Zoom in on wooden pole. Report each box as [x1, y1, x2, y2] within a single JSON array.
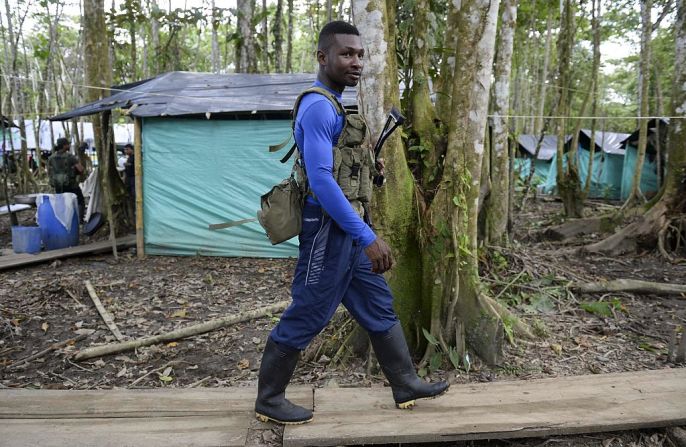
[[74, 300, 290, 361], [85, 280, 125, 341], [134, 117, 144, 258]]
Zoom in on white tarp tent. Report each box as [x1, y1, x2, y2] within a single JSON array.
[[1, 120, 133, 152]]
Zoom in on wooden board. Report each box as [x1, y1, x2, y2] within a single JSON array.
[[284, 368, 686, 447], [1, 415, 249, 447], [0, 235, 136, 271], [0, 387, 313, 447]]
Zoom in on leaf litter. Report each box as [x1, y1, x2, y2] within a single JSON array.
[[1, 199, 685, 446]]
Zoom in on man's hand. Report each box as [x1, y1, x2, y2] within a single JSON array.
[[364, 237, 394, 274], [373, 158, 385, 187]]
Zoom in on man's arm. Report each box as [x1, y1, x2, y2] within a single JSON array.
[[300, 100, 376, 246], [300, 100, 393, 273]]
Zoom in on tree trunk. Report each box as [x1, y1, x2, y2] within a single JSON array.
[[433, 0, 504, 365], [129, 1, 138, 81], [408, 0, 440, 189], [273, 0, 284, 72], [555, 0, 582, 218], [485, 0, 517, 245], [150, 0, 160, 75], [623, 0, 652, 208], [353, 0, 422, 341], [354, 0, 515, 364], [286, 0, 293, 72], [211, 0, 220, 72], [261, 0, 269, 72], [585, 0, 686, 258], [583, 0, 601, 198], [236, 0, 257, 73], [534, 9, 553, 138], [83, 0, 127, 240]]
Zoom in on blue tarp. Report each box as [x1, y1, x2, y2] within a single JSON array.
[[514, 158, 551, 185], [621, 145, 659, 200], [543, 147, 609, 198], [142, 117, 298, 258], [600, 153, 624, 200]]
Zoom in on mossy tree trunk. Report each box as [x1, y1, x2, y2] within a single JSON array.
[[485, 0, 517, 245], [356, 0, 512, 365], [353, 0, 423, 340], [585, 0, 686, 258], [555, 0, 583, 218]]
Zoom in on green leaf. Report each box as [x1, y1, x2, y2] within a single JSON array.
[[418, 367, 427, 378], [422, 328, 439, 346], [448, 347, 461, 370], [581, 301, 614, 318], [429, 352, 443, 371]]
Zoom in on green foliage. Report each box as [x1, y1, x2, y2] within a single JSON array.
[[531, 318, 549, 338], [580, 297, 624, 318], [421, 328, 470, 374]]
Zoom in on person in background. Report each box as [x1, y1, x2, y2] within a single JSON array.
[[48, 137, 85, 223], [123, 143, 135, 211]]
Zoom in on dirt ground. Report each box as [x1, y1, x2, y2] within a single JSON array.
[[1, 199, 685, 447]]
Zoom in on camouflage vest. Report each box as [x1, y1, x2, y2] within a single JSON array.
[[271, 87, 376, 218], [49, 152, 76, 189]]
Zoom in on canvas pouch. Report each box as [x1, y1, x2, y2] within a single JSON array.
[[257, 174, 303, 245]]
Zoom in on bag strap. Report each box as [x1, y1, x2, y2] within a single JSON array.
[[274, 86, 346, 164]]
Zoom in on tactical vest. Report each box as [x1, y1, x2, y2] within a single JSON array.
[[271, 87, 377, 218], [49, 152, 76, 189]]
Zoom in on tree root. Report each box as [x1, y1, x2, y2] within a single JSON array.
[[584, 202, 668, 256], [482, 294, 534, 340]]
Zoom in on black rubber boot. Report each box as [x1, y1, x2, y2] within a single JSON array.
[[254, 337, 313, 425], [369, 323, 450, 409]]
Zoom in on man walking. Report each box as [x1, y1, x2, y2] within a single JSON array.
[[254, 21, 449, 425], [48, 137, 85, 222]]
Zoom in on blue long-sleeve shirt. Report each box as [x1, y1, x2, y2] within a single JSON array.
[[294, 81, 376, 247]]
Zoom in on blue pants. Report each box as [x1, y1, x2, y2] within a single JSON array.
[[271, 203, 399, 350]]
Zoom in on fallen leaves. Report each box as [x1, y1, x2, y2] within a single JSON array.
[[158, 366, 174, 383], [237, 359, 250, 370]]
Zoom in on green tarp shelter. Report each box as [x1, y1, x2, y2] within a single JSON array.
[[620, 145, 660, 200], [542, 130, 630, 200], [51, 72, 359, 258], [514, 134, 558, 186], [619, 119, 668, 200]]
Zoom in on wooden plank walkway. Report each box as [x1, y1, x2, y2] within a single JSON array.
[[0, 387, 313, 447], [0, 369, 683, 447], [284, 368, 686, 446], [0, 235, 136, 271]]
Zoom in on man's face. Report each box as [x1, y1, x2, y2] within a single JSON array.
[[319, 34, 364, 90]]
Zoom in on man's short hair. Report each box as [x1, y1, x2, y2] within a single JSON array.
[[55, 137, 69, 149], [124, 143, 133, 150], [318, 21, 360, 51]]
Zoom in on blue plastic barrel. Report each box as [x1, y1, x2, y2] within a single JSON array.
[[11, 226, 42, 254], [37, 195, 79, 250]]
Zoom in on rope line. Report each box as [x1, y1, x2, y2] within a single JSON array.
[[2, 74, 684, 120]]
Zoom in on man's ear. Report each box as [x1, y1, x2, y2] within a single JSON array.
[[316, 49, 327, 67]]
